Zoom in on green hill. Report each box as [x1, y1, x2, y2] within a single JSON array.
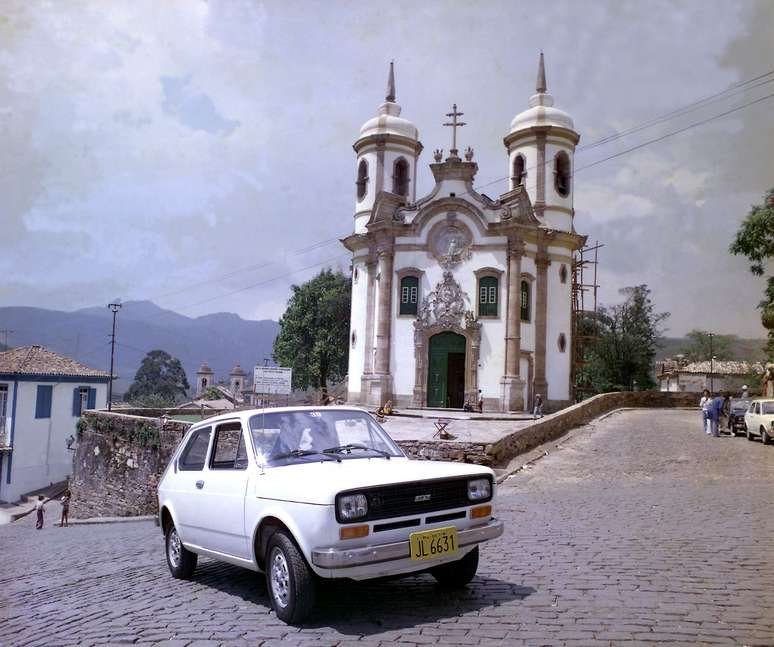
[[657, 337, 767, 362]]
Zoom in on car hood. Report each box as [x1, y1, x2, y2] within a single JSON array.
[[252, 457, 493, 505]]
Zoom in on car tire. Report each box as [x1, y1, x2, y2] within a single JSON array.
[[747, 426, 754, 441], [265, 531, 316, 624], [431, 545, 479, 588], [165, 522, 197, 579], [762, 427, 770, 445]]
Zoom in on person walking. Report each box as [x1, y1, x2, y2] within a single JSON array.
[[60, 489, 71, 528], [533, 393, 544, 419], [708, 393, 726, 438], [699, 389, 711, 434], [477, 390, 484, 414], [34, 495, 46, 530]]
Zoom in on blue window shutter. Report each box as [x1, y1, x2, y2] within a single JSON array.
[[35, 385, 52, 419], [72, 388, 81, 417], [87, 388, 96, 410]]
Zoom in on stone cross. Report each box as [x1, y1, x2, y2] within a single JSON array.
[[443, 104, 466, 159]]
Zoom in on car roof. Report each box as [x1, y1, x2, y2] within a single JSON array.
[[188, 405, 371, 430]]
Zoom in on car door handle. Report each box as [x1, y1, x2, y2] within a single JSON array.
[[195, 480, 204, 490]]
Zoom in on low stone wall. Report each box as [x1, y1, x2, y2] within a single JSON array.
[[69, 411, 189, 519], [70, 391, 699, 517]]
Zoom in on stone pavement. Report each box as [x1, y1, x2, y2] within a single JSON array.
[[1, 408, 773, 647]]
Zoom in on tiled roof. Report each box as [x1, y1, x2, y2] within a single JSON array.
[[0, 346, 111, 378], [679, 360, 764, 375]]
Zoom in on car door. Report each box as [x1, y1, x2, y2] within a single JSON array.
[[749, 402, 760, 434], [194, 420, 251, 559], [173, 425, 214, 548]]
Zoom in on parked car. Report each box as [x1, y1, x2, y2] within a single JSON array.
[[744, 399, 774, 444], [157, 407, 504, 623], [727, 398, 752, 435]]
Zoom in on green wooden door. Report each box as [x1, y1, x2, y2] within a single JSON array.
[[427, 332, 466, 407]]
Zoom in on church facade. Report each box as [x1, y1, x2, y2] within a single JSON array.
[[343, 56, 586, 412]]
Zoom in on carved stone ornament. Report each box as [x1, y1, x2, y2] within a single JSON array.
[[430, 221, 472, 269], [415, 271, 469, 329]]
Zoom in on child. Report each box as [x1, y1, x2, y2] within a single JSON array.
[[60, 489, 71, 527], [533, 393, 544, 419], [35, 495, 46, 530]]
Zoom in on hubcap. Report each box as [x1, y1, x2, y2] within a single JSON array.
[[168, 528, 182, 568], [270, 547, 290, 608]]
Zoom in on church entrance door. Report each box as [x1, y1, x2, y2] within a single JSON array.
[[427, 332, 466, 408]]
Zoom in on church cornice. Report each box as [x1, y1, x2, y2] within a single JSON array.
[[353, 133, 424, 156], [504, 124, 580, 150]]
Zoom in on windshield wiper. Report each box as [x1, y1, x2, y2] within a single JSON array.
[[271, 449, 340, 462], [323, 444, 391, 459]]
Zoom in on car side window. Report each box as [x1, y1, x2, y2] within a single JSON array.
[[179, 427, 212, 471], [210, 422, 248, 470]]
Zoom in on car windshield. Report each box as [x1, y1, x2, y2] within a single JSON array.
[[730, 399, 751, 411], [762, 402, 774, 415], [248, 409, 403, 466]]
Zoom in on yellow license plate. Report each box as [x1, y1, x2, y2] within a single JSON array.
[[409, 526, 459, 561]]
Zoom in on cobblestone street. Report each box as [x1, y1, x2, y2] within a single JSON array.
[[1, 408, 773, 647]]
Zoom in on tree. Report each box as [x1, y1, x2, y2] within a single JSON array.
[[273, 269, 351, 401], [680, 329, 734, 362], [583, 285, 669, 393], [730, 187, 774, 360], [125, 349, 190, 406]]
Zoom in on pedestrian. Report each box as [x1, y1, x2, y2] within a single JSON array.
[[741, 384, 749, 398], [34, 495, 46, 530], [707, 393, 726, 438], [60, 489, 71, 528], [533, 393, 544, 419], [477, 390, 484, 414], [699, 388, 711, 434]]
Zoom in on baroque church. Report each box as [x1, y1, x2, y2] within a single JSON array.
[[343, 55, 586, 412]]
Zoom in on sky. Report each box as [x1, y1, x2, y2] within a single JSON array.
[[1, 0, 772, 338]]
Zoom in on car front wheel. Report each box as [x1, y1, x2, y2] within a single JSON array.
[[165, 522, 197, 579], [747, 426, 754, 441], [265, 531, 316, 624], [431, 545, 479, 588], [762, 427, 770, 445]]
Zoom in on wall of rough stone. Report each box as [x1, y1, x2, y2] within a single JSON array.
[[71, 391, 699, 517], [69, 411, 189, 519]]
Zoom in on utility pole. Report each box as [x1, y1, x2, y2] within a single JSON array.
[[708, 332, 715, 393], [107, 302, 122, 411]]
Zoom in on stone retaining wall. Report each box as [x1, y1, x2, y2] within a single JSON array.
[[70, 391, 699, 517]]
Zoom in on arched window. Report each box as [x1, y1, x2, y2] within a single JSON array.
[[559, 264, 568, 284], [351, 330, 357, 348], [554, 151, 570, 197], [478, 276, 498, 317], [356, 159, 368, 201], [520, 280, 531, 321], [558, 333, 567, 353], [512, 154, 525, 187], [399, 275, 419, 315], [201, 377, 208, 390], [393, 158, 409, 197]]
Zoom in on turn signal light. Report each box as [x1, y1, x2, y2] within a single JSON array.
[[339, 525, 369, 540], [470, 505, 492, 519]]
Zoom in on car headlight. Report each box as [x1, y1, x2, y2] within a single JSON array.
[[468, 477, 491, 501], [337, 493, 368, 521]]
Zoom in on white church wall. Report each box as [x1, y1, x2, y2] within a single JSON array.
[[520, 255, 537, 354], [347, 258, 369, 397], [354, 150, 379, 233], [545, 254, 572, 402]]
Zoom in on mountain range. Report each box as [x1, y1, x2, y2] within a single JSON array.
[[0, 301, 279, 397]]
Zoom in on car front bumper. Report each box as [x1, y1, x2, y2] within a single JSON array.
[[310, 518, 504, 569]]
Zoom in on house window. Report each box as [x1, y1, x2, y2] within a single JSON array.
[[0, 385, 7, 439], [554, 151, 570, 197], [35, 385, 53, 419], [356, 159, 368, 201], [478, 276, 498, 317], [393, 158, 409, 197], [512, 154, 525, 186], [72, 386, 96, 416], [399, 276, 419, 315], [520, 280, 531, 321]]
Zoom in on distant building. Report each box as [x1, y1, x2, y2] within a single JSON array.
[[0, 346, 110, 503], [657, 358, 764, 393]]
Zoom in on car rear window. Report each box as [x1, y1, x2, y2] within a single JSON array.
[[762, 402, 774, 415]]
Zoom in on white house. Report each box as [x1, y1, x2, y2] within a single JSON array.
[[0, 346, 110, 503], [343, 56, 586, 412]]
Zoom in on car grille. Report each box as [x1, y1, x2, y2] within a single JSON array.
[[337, 476, 491, 523]]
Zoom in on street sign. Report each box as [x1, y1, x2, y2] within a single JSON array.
[[253, 366, 293, 395]]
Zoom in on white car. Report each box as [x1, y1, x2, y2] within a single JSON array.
[[744, 398, 774, 445], [157, 406, 504, 623]]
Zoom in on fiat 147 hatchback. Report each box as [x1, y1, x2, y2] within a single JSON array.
[[157, 406, 504, 623]]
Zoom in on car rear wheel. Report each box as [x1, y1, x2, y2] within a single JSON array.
[[265, 531, 316, 624], [762, 427, 770, 445], [165, 522, 197, 579], [431, 545, 479, 588]]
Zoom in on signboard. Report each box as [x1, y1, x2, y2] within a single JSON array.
[[253, 366, 293, 395]]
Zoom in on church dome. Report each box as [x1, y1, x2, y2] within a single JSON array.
[[229, 362, 245, 376], [356, 62, 419, 144], [509, 53, 576, 134], [197, 362, 214, 375]]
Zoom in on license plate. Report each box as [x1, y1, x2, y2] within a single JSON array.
[[409, 526, 459, 561]]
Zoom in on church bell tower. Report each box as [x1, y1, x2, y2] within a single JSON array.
[[504, 53, 580, 232]]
